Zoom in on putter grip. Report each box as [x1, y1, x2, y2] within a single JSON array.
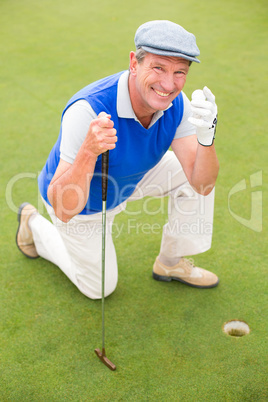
[[102, 151, 109, 201]]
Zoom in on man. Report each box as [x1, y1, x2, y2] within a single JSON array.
[[16, 20, 220, 299]]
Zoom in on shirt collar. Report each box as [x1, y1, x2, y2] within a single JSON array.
[[117, 70, 172, 128]]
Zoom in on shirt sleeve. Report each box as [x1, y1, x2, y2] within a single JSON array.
[[173, 91, 196, 139], [60, 100, 97, 164]]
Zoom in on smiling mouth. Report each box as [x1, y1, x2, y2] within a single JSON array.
[[153, 89, 172, 97]]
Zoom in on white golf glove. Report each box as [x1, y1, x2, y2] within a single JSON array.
[[188, 86, 218, 146]]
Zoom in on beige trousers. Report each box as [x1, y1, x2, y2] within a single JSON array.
[[31, 151, 215, 299]]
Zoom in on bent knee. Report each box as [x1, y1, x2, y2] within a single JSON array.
[[76, 277, 118, 300]]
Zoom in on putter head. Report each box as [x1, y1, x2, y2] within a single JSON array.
[[94, 348, 116, 371]]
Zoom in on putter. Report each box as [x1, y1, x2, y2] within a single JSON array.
[[94, 150, 116, 371]]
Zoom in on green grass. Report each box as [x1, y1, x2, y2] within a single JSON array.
[[1, 0, 267, 400]]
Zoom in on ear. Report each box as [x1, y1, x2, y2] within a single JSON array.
[[129, 51, 138, 76]]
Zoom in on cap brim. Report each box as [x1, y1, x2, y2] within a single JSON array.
[[141, 46, 200, 63]]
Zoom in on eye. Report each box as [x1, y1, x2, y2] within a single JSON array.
[[154, 66, 163, 72], [176, 69, 188, 76]]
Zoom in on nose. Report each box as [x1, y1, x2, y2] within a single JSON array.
[[160, 73, 175, 92]]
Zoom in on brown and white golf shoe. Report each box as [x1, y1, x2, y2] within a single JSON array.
[[153, 257, 219, 288], [16, 203, 39, 259]]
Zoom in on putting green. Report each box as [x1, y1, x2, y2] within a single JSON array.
[[1, 0, 267, 400]]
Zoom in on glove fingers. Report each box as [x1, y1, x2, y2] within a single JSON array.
[[191, 89, 206, 101], [191, 99, 214, 110], [188, 117, 212, 128], [191, 106, 213, 118], [203, 86, 215, 103]]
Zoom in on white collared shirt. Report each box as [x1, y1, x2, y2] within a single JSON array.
[[60, 71, 195, 164]]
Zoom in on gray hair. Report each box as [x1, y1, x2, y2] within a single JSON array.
[[135, 48, 148, 63]]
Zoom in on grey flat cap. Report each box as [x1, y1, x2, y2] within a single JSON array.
[[134, 20, 200, 63]]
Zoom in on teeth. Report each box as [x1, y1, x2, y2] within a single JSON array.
[[154, 89, 170, 97]]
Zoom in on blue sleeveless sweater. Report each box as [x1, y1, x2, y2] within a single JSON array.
[[38, 71, 184, 214]]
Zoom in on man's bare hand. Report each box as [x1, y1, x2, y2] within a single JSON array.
[[86, 112, 117, 156]]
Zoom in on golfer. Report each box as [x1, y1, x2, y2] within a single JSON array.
[[16, 20, 220, 299]]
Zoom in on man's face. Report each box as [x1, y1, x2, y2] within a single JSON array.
[[129, 52, 190, 118]]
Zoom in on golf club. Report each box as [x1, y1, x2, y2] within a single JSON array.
[[94, 150, 116, 371]]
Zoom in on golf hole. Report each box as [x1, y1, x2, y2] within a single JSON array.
[[223, 320, 250, 337]]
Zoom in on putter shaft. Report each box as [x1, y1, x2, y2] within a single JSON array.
[[95, 151, 116, 371], [101, 199, 106, 351]]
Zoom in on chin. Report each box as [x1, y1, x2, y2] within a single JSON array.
[[151, 101, 170, 111]]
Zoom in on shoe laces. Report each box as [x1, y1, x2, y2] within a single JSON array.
[[183, 257, 195, 268], [183, 258, 203, 278]]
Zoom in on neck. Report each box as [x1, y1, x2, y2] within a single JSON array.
[[138, 115, 153, 129]]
